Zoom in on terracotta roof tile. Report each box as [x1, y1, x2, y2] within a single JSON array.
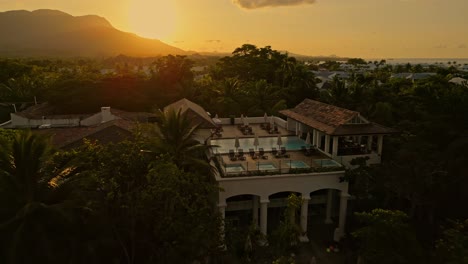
[[164, 98, 216, 128], [280, 99, 396, 135], [35, 119, 136, 148]]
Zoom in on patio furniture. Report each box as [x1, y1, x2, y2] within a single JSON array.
[[229, 149, 237, 161], [249, 148, 258, 159], [271, 147, 278, 155], [238, 149, 246, 160], [280, 147, 287, 155], [259, 148, 268, 159]]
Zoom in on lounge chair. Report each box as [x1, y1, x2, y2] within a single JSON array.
[[229, 149, 237, 161], [249, 148, 258, 159], [309, 146, 317, 154], [238, 149, 246, 160], [280, 147, 287, 155], [303, 146, 312, 156], [271, 147, 278, 155], [259, 148, 268, 159]]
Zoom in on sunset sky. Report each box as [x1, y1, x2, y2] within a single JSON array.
[[1, 0, 468, 58]]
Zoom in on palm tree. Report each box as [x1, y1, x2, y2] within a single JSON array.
[[0, 131, 80, 263], [150, 109, 212, 172], [213, 77, 243, 115]]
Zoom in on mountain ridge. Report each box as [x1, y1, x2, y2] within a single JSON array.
[[0, 9, 187, 57]]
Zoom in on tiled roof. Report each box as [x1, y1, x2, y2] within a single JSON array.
[[15, 103, 157, 123], [280, 99, 396, 135], [164, 98, 216, 128], [14, 102, 91, 119], [280, 99, 358, 134], [35, 119, 136, 148], [110, 109, 157, 122]]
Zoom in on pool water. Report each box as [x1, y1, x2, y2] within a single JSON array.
[[212, 136, 307, 154], [314, 159, 342, 167], [288, 160, 310, 169], [256, 162, 277, 170], [225, 163, 245, 173]]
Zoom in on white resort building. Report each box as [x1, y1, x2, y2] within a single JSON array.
[[2, 98, 395, 243], [164, 98, 396, 243]]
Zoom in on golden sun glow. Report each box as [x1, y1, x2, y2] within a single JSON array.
[[128, 0, 176, 40]]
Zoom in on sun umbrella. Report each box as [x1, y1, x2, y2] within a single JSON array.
[[305, 132, 311, 145], [277, 135, 283, 148], [263, 112, 268, 123], [241, 114, 244, 125], [270, 115, 274, 126], [253, 134, 259, 150], [244, 116, 249, 126], [234, 136, 240, 151]]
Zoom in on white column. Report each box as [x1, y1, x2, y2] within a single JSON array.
[[252, 196, 259, 227], [333, 192, 349, 241], [332, 136, 339, 156], [260, 199, 269, 236], [316, 131, 321, 149], [325, 189, 333, 224], [312, 130, 317, 146], [325, 134, 330, 154], [377, 135, 384, 155], [299, 194, 310, 242], [218, 202, 227, 246], [367, 135, 373, 152]]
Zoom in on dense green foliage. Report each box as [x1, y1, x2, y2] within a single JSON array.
[[1, 45, 468, 262], [0, 129, 221, 263], [352, 209, 422, 264]]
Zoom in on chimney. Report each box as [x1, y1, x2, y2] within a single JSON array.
[[101, 107, 112, 123]]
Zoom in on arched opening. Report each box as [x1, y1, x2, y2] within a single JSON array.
[[225, 194, 260, 229], [267, 191, 302, 233], [308, 188, 341, 243]]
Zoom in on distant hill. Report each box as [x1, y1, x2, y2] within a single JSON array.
[[0, 9, 187, 57]]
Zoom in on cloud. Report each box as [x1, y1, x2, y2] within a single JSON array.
[[458, 44, 466, 49], [233, 0, 316, 9], [206, 40, 221, 43]]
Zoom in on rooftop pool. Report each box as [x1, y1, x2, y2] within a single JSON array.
[[287, 160, 310, 169], [211, 136, 307, 154], [225, 163, 245, 173], [314, 159, 342, 167]]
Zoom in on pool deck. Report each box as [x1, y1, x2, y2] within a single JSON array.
[[217, 149, 337, 176], [211, 123, 344, 176], [212, 124, 294, 139]]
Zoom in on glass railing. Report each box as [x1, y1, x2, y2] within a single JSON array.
[[215, 155, 345, 178]]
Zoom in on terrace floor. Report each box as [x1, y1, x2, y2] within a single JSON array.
[[212, 123, 294, 139], [216, 149, 341, 177]]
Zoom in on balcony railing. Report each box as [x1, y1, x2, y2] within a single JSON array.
[[214, 154, 344, 178]]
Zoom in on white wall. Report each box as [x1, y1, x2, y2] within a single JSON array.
[[10, 114, 80, 127], [216, 170, 347, 203]]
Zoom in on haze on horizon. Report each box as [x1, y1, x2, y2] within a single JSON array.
[[1, 0, 467, 59]]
